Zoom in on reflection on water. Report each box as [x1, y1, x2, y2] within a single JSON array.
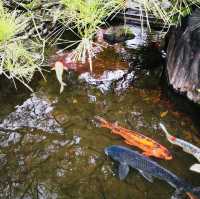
[[79, 70, 135, 93], [0, 26, 199, 199], [125, 25, 165, 49]]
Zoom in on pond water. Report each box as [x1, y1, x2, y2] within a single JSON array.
[[0, 25, 200, 199]]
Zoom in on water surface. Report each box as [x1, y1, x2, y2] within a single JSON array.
[[0, 25, 199, 199]]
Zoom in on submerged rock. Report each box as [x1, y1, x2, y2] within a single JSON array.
[[0, 131, 21, 147], [166, 7, 200, 102], [0, 94, 63, 133], [103, 25, 135, 44], [50, 44, 134, 93], [79, 70, 135, 93]]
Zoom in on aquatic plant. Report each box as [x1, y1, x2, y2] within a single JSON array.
[[56, 0, 199, 69], [1, 0, 199, 92], [44, 0, 199, 93], [58, 0, 126, 71], [1, 41, 43, 90], [0, 1, 44, 91]]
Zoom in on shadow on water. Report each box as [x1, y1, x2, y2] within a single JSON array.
[[161, 74, 200, 130], [0, 25, 200, 199]]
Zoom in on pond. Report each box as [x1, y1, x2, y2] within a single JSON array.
[[0, 25, 199, 199]]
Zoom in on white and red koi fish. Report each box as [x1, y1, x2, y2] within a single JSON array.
[[159, 123, 200, 173], [52, 61, 66, 93]]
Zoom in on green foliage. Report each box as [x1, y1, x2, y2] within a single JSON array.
[[0, 0, 199, 92], [2, 42, 38, 79], [61, 0, 125, 38], [0, 41, 43, 91], [0, 11, 16, 42], [59, 0, 126, 71], [0, 1, 29, 43], [58, 0, 199, 69], [167, 0, 198, 24], [0, 1, 44, 91], [127, 0, 199, 26]]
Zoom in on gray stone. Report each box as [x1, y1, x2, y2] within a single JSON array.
[[166, 7, 200, 102]]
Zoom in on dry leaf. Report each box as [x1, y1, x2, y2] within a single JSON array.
[[160, 111, 168, 118]]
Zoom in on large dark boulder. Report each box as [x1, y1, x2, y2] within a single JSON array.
[[166, 7, 200, 102]]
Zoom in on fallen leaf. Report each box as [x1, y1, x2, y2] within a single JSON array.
[[160, 111, 168, 118]]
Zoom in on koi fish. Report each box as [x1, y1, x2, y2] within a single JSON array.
[[105, 145, 200, 199], [95, 116, 172, 160], [52, 61, 66, 93], [159, 123, 200, 173]]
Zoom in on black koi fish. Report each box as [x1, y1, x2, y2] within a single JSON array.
[[105, 145, 200, 199]]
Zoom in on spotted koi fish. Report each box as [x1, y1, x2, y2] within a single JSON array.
[[95, 116, 172, 160], [159, 123, 200, 173]]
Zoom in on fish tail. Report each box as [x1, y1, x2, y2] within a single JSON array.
[[190, 164, 200, 173], [188, 186, 200, 199], [173, 187, 200, 199], [95, 116, 112, 129], [172, 188, 186, 199], [159, 123, 172, 138], [59, 82, 66, 94], [54, 61, 67, 94]]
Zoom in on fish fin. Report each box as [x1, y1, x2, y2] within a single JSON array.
[[54, 61, 66, 93], [142, 151, 153, 157], [190, 164, 200, 173], [138, 170, 154, 183], [59, 82, 66, 94], [118, 162, 129, 180], [171, 188, 185, 199], [159, 123, 176, 143], [114, 122, 119, 126]]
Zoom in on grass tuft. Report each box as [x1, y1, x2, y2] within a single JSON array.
[[0, 1, 45, 91]]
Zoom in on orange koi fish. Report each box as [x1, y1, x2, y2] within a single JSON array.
[[95, 116, 172, 160]]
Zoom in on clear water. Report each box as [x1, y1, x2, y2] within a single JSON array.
[[0, 25, 199, 199]]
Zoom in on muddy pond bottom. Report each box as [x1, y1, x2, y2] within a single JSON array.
[[0, 25, 200, 199]]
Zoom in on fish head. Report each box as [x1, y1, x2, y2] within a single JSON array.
[[104, 145, 128, 163], [105, 146, 119, 159], [153, 147, 173, 160], [168, 135, 176, 142]]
